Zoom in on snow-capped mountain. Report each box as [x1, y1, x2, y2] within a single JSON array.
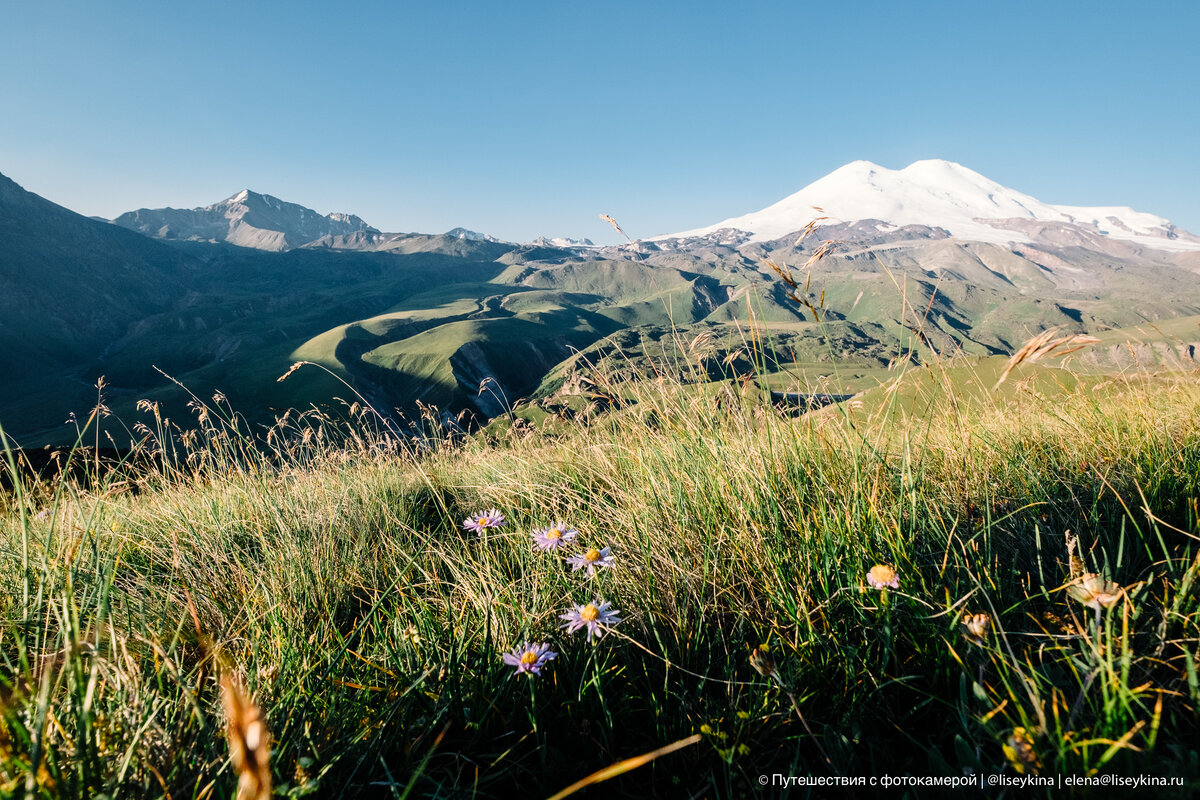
[[445, 227, 507, 243], [529, 235, 596, 248], [654, 159, 1200, 252], [112, 189, 377, 251]]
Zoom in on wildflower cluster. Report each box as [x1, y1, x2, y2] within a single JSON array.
[[961, 612, 991, 647], [464, 508, 625, 678], [1065, 573, 1122, 610], [749, 643, 778, 681], [544, 520, 621, 642], [1064, 531, 1124, 610]]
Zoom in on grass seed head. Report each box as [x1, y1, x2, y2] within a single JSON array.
[[749, 644, 777, 679], [994, 329, 1100, 390], [599, 213, 626, 237], [220, 674, 271, 800], [1066, 573, 1122, 611], [961, 612, 992, 647]]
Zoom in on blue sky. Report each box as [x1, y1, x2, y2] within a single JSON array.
[[2, 1, 1197, 244]]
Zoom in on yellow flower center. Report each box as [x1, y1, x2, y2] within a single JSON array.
[[584, 548, 602, 562], [547, 528, 562, 540], [480, 517, 492, 526], [580, 603, 599, 622], [520, 650, 539, 666], [869, 564, 896, 584]]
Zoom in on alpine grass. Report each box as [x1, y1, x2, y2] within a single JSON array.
[[2, 327, 1199, 798]]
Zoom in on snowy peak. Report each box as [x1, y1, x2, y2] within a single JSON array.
[[112, 190, 377, 251], [656, 159, 1200, 252], [444, 227, 505, 243], [528, 235, 596, 248]]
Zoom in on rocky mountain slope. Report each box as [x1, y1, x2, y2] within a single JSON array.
[[111, 189, 377, 251]]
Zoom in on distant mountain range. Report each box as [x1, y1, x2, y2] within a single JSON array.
[[3, 161, 1199, 446], [102, 160, 1200, 256]]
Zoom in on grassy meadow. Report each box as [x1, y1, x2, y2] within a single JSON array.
[[2, 326, 1200, 798]]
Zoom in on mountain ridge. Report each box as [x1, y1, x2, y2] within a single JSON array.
[[111, 189, 378, 252]]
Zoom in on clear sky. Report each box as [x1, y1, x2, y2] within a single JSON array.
[[2, 0, 1197, 245]]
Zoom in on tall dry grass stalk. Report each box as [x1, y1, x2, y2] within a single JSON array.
[[993, 328, 1101, 389], [764, 209, 838, 321], [545, 733, 702, 800], [220, 673, 271, 800]]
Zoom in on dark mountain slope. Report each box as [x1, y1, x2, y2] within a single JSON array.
[[0, 172, 198, 364]]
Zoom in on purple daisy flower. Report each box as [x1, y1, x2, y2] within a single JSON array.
[[532, 521, 579, 551], [560, 599, 622, 641], [566, 546, 614, 576], [501, 641, 557, 676], [463, 509, 506, 534]]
